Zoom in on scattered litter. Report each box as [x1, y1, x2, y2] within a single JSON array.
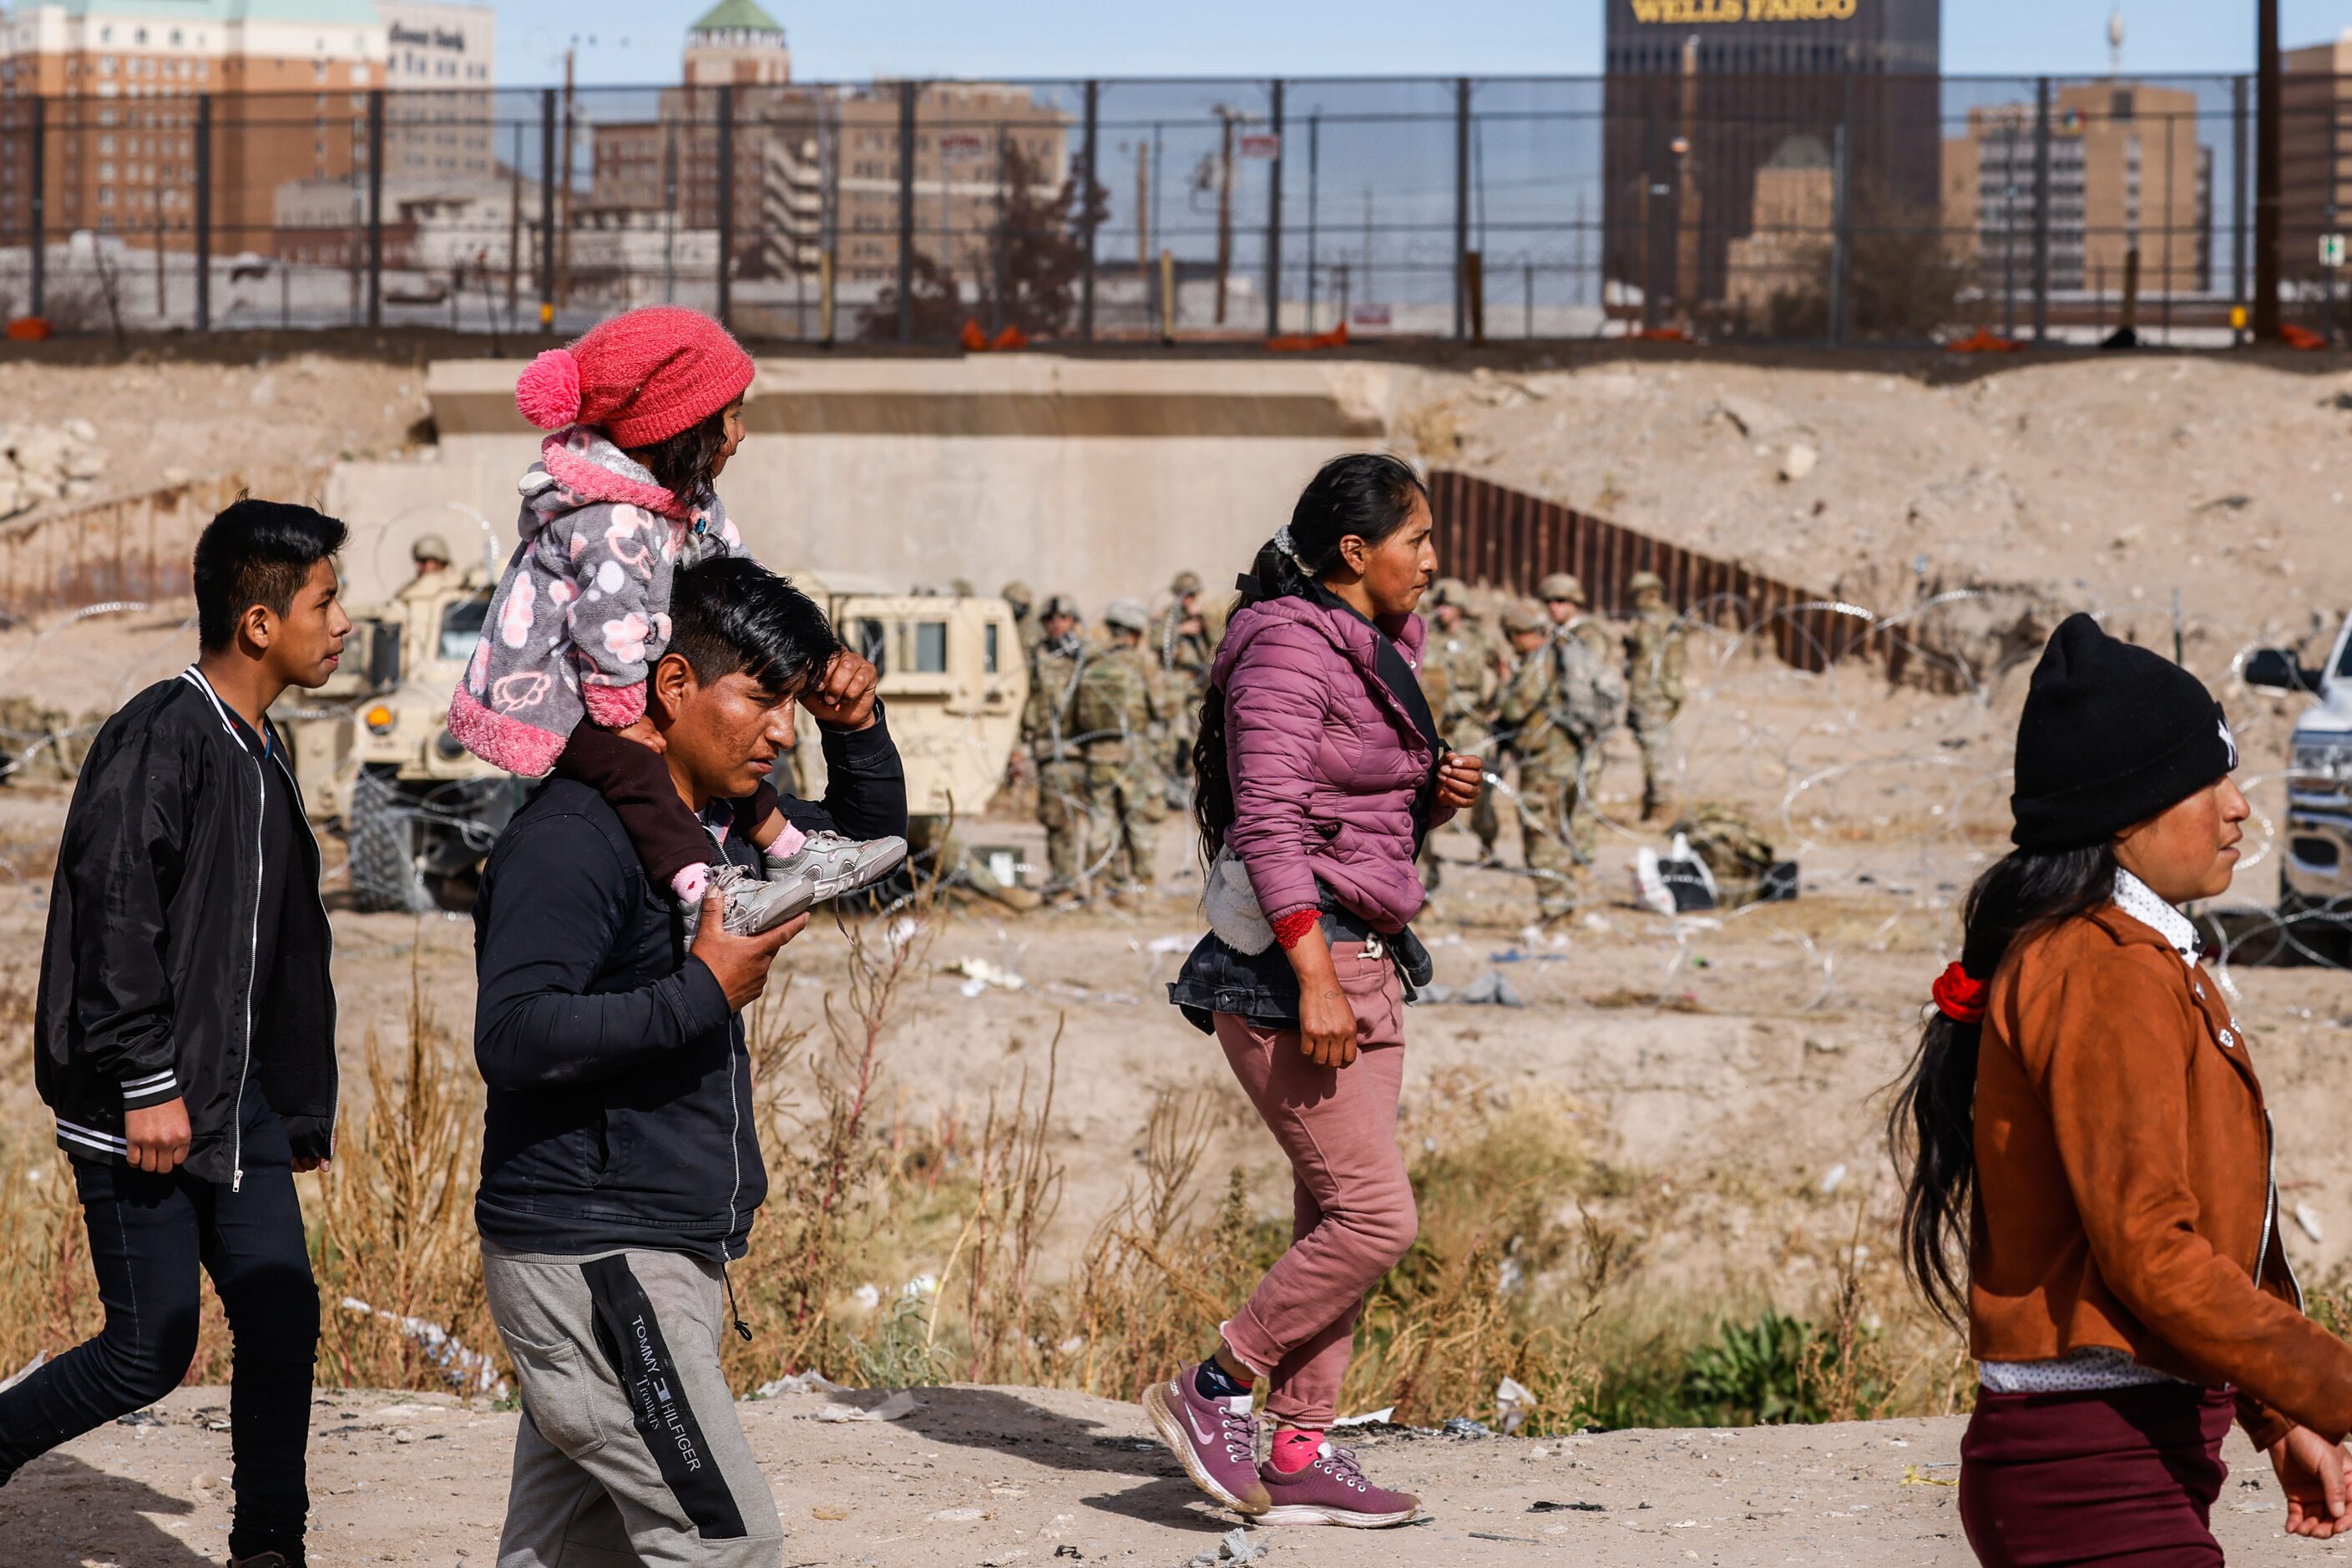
[[1530, 1500, 1606, 1513], [750, 1369, 849, 1399], [1780, 443, 1819, 483], [2297, 1202, 2325, 1243], [883, 916, 923, 953], [1332, 1407, 1395, 1429], [980, 1550, 1030, 1566], [1902, 1465, 1960, 1488], [928, 1505, 992, 1522], [816, 1389, 921, 1423], [114, 1407, 169, 1427], [810, 1503, 851, 1520], [1185, 1526, 1265, 1565], [901, 1274, 938, 1299], [0, 1351, 47, 1393], [341, 1297, 507, 1399], [1819, 1163, 1849, 1196], [1146, 933, 1199, 955], [1469, 1533, 1539, 1544], [1442, 1416, 1493, 1439], [1495, 1376, 1535, 1434], [946, 957, 1025, 995], [1043, 980, 1142, 1006], [1419, 970, 1527, 1007], [1487, 948, 1567, 964], [852, 1282, 881, 1312], [1092, 1435, 1160, 1452]]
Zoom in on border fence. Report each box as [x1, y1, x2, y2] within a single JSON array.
[[0, 72, 2345, 347]]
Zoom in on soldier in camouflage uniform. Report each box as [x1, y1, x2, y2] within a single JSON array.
[[1540, 572, 1615, 847], [1498, 594, 1623, 923], [1417, 579, 1501, 889], [1623, 569, 1687, 822], [1077, 599, 1173, 898], [1003, 579, 1040, 657], [1157, 569, 1225, 791], [1019, 594, 1093, 903]]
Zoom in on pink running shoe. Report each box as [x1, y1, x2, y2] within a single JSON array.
[[1257, 1440, 1421, 1527], [1141, 1365, 1270, 1516]]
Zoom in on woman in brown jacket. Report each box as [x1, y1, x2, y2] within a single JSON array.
[[1893, 614, 2352, 1565]]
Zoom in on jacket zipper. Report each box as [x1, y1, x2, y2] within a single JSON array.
[[230, 731, 265, 1191], [275, 742, 336, 1161], [184, 667, 265, 1193]]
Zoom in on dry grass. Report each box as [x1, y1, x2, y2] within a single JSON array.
[[0, 903, 1975, 1434]]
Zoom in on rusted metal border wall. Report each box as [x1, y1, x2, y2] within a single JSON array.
[[1426, 468, 1885, 674], [0, 463, 335, 619]]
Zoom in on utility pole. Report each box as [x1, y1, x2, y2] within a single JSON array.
[[557, 44, 576, 313], [1135, 137, 1149, 296], [2255, 0, 2282, 338], [1210, 104, 1244, 326], [1305, 110, 1320, 328]]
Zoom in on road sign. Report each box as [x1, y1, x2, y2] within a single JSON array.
[[1237, 133, 1281, 160], [1351, 304, 1392, 327], [2324, 233, 2347, 269]]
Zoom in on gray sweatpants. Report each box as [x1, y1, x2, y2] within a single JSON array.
[[482, 1239, 784, 1568]]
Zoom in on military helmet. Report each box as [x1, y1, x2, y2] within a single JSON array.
[[1001, 579, 1035, 611], [411, 533, 453, 564], [1628, 570, 1666, 598], [1170, 570, 1204, 597], [1103, 598, 1152, 635], [1500, 601, 1546, 636], [1041, 593, 1083, 622], [1428, 576, 1469, 607], [1537, 572, 1586, 605]]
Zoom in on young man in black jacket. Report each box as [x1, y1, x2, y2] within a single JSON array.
[[473, 557, 905, 1566], [8, 499, 351, 1568]]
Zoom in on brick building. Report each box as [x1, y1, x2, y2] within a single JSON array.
[[0, 0, 385, 259]]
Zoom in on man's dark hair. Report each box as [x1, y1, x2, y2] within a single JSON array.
[[192, 498, 349, 651], [668, 556, 841, 698]]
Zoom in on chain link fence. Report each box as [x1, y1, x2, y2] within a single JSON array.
[[1, 72, 2347, 347]]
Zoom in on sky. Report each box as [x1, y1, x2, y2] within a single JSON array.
[[499, 1, 2352, 89]]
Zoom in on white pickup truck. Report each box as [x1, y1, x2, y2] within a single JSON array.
[[2245, 629, 2352, 919]]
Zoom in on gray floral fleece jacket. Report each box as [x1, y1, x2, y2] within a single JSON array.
[[447, 425, 744, 777]]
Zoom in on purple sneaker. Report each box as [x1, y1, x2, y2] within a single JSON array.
[[1257, 1441, 1421, 1527], [1141, 1365, 1270, 1516]]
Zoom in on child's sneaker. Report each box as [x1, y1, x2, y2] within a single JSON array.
[[761, 830, 909, 920], [1141, 1364, 1270, 1516], [679, 862, 812, 946], [1256, 1441, 1420, 1528]]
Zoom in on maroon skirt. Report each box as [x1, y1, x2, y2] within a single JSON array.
[[1960, 1383, 2235, 1567]]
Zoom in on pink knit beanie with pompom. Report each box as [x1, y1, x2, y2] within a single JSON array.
[[514, 306, 755, 448]]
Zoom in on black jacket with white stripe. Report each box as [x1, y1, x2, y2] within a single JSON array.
[[34, 669, 337, 1183]]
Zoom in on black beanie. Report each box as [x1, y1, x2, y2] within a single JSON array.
[[2010, 614, 2237, 851]]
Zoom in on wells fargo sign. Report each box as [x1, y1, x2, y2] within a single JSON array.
[[1627, 0, 1859, 20]]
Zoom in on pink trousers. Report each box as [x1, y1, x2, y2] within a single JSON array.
[[1211, 940, 1417, 1429]]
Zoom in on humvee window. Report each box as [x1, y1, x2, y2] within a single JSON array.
[[913, 620, 948, 674], [850, 617, 888, 675], [365, 620, 402, 690], [441, 595, 491, 662], [984, 623, 1000, 674]]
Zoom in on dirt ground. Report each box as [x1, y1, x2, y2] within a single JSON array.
[[12, 1383, 2350, 1568], [5, 347, 2352, 1560]]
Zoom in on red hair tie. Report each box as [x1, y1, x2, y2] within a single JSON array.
[[1931, 962, 1989, 1024]]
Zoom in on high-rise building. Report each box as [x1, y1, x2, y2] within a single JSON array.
[[586, 2, 1069, 288], [1941, 83, 2211, 299], [2283, 31, 2352, 291], [379, 0, 495, 186], [0, 0, 384, 255], [1601, 0, 1942, 321]]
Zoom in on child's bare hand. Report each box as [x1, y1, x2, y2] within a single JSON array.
[[802, 650, 880, 731], [610, 716, 664, 753]]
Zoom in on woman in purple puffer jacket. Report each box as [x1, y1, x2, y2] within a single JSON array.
[[1149, 453, 1484, 1530]]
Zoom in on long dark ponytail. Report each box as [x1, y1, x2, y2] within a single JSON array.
[[1191, 453, 1430, 863], [1889, 842, 2119, 1324]]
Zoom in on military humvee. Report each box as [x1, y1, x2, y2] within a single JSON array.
[[277, 564, 1026, 912]]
